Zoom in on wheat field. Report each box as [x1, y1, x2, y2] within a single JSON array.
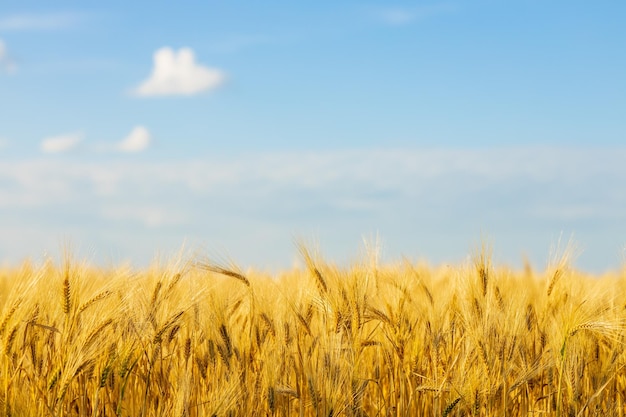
[[0, 246, 625, 417]]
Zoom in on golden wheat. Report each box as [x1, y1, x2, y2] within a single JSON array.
[[0, 248, 624, 416]]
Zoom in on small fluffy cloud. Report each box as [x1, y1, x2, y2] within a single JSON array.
[[0, 39, 17, 73], [40, 132, 83, 153], [117, 126, 151, 153], [133, 47, 226, 96]]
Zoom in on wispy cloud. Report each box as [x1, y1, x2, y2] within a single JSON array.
[[132, 47, 226, 97], [101, 205, 186, 228], [208, 34, 274, 53], [0, 39, 17, 74], [40, 132, 83, 153], [1, 146, 625, 270], [375, 4, 457, 26], [4, 146, 626, 210], [379, 9, 415, 26], [32, 58, 123, 75], [117, 126, 152, 153], [0, 12, 84, 31]]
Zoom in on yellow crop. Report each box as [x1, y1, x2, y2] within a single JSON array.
[[0, 246, 624, 416]]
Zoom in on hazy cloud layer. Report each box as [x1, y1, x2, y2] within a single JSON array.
[[40, 132, 83, 153], [133, 47, 226, 96], [1, 147, 624, 270], [101, 205, 185, 228], [3, 146, 625, 213]]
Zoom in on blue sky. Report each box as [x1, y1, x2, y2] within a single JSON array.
[[1, 1, 625, 272]]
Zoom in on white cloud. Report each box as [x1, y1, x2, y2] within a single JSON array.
[[0, 12, 83, 31], [0, 146, 625, 271], [133, 47, 226, 97], [40, 132, 83, 153], [4, 146, 625, 206], [117, 126, 151, 153], [0, 39, 17, 74]]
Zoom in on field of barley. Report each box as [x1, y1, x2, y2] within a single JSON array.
[[0, 246, 625, 417]]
